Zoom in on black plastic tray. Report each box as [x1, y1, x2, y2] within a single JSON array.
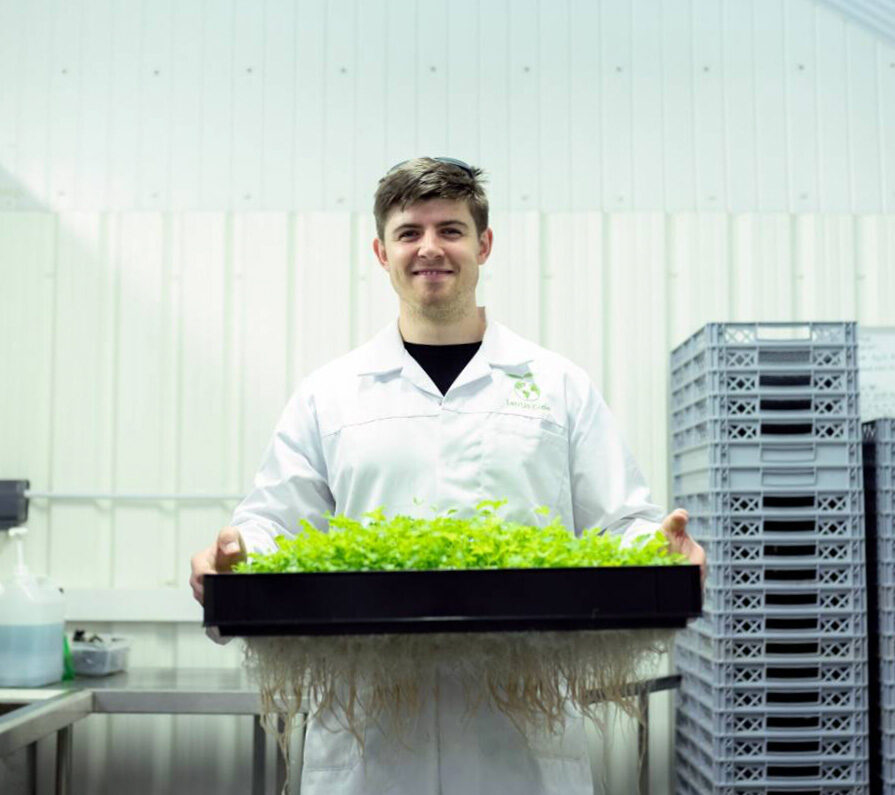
[[204, 565, 702, 636]]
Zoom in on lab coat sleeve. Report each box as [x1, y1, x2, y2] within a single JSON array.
[[230, 383, 335, 555], [568, 376, 665, 545]]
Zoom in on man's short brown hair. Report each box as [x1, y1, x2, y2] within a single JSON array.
[[374, 158, 489, 240]]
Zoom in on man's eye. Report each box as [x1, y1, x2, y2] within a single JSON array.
[[398, 231, 417, 240], [443, 228, 461, 236]]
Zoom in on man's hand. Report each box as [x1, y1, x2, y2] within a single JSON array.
[[661, 508, 707, 585], [190, 527, 247, 605]]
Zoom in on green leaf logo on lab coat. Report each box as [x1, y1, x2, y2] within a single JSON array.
[[513, 372, 541, 402]]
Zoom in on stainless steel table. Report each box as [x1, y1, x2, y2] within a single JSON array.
[[0, 668, 679, 795], [0, 668, 290, 795]]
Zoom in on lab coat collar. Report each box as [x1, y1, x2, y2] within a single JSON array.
[[354, 309, 536, 381]]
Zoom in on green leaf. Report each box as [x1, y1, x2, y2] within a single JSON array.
[[236, 504, 688, 574]]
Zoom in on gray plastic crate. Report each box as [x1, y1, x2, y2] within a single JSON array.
[[870, 490, 895, 513], [670, 338, 857, 380], [703, 584, 866, 615], [676, 489, 865, 517], [674, 438, 862, 473], [673, 396, 860, 433], [870, 467, 895, 493], [695, 610, 865, 637], [880, 561, 895, 586], [710, 560, 866, 589], [880, 709, 895, 732], [674, 417, 861, 450], [882, 635, 895, 661], [884, 664, 895, 690], [885, 757, 895, 795], [677, 709, 869, 759], [879, 531, 895, 560], [881, 611, 895, 635], [677, 624, 866, 662], [883, 682, 895, 705], [675, 756, 868, 795], [699, 537, 866, 567], [864, 417, 895, 445], [674, 637, 868, 681], [675, 635, 862, 674], [677, 687, 868, 735], [675, 671, 868, 710], [885, 732, 895, 757], [674, 464, 862, 496], [675, 728, 867, 786], [871, 512, 895, 543], [671, 322, 856, 369], [688, 513, 864, 541], [671, 368, 859, 411], [863, 418, 895, 472], [670, 344, 857, 396]]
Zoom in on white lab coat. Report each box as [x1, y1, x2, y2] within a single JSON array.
[[231, 310, 664, 795]]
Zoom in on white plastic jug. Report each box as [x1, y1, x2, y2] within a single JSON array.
[[0, 527, 65, 687]]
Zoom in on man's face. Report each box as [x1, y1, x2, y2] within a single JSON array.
[[373, 199, 492, 322]]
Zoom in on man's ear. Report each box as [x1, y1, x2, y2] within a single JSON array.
[[372, 237, 389, 271], [477, 228, 493, 264]]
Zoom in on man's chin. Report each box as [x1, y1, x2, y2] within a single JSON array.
[[410, 300, 467, 322]]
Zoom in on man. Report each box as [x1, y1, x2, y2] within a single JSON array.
[[190, 157, 705, 794]]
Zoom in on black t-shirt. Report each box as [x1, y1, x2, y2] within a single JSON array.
[[403, 340, 482, 396]]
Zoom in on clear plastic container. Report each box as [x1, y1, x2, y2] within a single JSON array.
[[70, 633, 130, 676], [0, 573, 65, 687], [0, 527, 65, 687]]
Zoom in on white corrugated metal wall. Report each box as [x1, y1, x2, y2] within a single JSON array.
[[0, 0, 894, 793]]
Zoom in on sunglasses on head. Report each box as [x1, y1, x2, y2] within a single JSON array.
[[387, 157, 475, 178]]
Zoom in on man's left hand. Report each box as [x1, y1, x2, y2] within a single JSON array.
[[661, 508, 706, 585]]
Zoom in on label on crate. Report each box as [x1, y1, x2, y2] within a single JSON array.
[[859, 327, 895, 422]]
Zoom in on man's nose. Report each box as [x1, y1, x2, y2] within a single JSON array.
[[417, 230, 444, 258]]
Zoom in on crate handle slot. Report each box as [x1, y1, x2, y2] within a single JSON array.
[[760, 398, 812, 412], [760, 444, 816, 463], [765, 592, 818, 606], [764, 567, 817, 582], [763, 495, 815, 509], [764, 519, 816, 533], [767, 740, 820, 754], [763, 544, 817, 557], [761, 422, 813, 436], [766, 689, 820, 703], [767, 716, 820, 729], [761, 469, 817, 486], [765, 641, 819, 655], [755, 324, 811, 341], [766, 617, 818, 631], [759, 373, 812, 388], [758, 349, 811, 365], [767, 765, 820, 778]]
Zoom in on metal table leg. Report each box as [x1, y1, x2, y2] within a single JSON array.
[[293, 715, 306, 793], [637, 691, 650, 795], [252, 716, 266, 795], [27, 741, 37, 795], [274, 716, 287, 794], [55, 726, 72, 795]]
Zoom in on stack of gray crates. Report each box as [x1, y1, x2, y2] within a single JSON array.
[[670, 322, 869, 794], [863, 418, 895, 795]]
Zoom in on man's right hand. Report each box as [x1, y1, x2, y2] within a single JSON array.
[[190, 527, 246, 606]]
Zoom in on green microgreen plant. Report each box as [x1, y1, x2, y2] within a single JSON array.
[[234, 499, 686, 574]]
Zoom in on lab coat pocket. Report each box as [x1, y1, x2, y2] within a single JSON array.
[[481, 412, 568, 511]]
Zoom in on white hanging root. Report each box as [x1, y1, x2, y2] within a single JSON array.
[[244, 627, 673, 779]]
